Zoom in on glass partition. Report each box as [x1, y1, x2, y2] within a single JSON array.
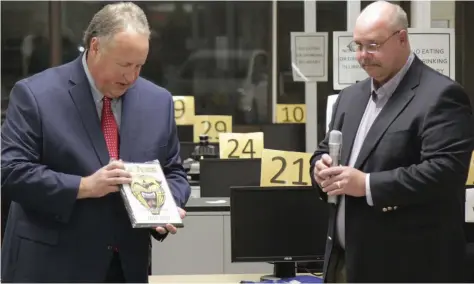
[[60, 1, 273, 125]]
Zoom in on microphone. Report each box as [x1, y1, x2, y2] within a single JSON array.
[[327, 130, 342, 204]]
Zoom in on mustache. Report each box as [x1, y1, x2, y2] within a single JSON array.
[[360, 60, 380, 67]]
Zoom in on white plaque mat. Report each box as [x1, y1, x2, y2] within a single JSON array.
[[121, 162, 183, 228]]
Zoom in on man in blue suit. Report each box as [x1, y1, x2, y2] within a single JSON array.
[[1, 2, 190, 283]]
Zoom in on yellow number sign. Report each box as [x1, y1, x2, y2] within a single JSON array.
[[193, 115, 232, 143], [260, 149, 312, 187], [467, 151, 474, 185], [173, 96, 195, 125], [276, 104, 306, 124], [219, 132, 264, 159]]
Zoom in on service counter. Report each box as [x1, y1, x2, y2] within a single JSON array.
[[151, 196, 272, 275]]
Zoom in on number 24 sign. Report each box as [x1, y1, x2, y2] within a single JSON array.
[[219, 132, 264, 159], [260, 149, 312, 187]]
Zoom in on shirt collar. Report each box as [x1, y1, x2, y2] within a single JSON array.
[[82, 51, 104, 103], [371, 52, 415, 101]]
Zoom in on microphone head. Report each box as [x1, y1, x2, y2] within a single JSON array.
[[329, 130, 342, 145]]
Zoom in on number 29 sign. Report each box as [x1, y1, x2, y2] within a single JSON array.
[[193, 115, 233, 143]]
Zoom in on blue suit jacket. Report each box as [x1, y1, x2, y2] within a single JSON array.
[[1, 56, 191, 282]]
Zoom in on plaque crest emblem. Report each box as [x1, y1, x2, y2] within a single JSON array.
[[130, 175, 166, 215]]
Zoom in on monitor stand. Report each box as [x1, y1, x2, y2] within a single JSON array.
[[260, 262, 296, 281]]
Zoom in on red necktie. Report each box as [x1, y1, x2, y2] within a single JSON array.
[[101, 97, 119, 160]]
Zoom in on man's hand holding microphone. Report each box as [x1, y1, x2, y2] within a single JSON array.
[[313, 130, 367, 201]]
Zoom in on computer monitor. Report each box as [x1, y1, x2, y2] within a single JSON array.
[[199, 159, 261, 197], [230, 186, 329, 280]]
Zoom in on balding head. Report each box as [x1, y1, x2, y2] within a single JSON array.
[[352, 1, 411, 86], [357, 1, 408, 32]]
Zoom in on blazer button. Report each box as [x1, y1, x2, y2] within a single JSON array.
[[328, 236, 332, 241], [382, 207, 388, 212], [107, 245, 113, 250]]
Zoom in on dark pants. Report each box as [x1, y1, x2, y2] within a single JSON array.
[[334, 245, 346, 283], [466, 243, 474, 282], [325, 243, 346, 283], [334, 251, 346, 283], [105, 252, 126, 283]]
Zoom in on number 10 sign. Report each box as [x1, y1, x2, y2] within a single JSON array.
[[260, 149, 313, 187]]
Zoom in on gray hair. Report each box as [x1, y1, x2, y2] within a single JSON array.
[[83, 2, 150, 50]]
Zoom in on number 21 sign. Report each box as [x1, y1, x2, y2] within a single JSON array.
[[260, 149, 312, 187]]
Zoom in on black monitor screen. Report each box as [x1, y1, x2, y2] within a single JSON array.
[[200, 159, 261, 197], [230, 186, 329, 262]]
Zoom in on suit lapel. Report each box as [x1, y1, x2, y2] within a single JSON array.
[[68, 56, 110, 166], [353, 57, 422, 169], [341, 80, 372, 166], [119, 86, 141, 162]]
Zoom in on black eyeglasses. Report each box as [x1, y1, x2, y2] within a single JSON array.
[[347, 30, 401, 53]]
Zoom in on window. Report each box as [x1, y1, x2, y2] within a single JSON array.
[[1, 1, 50, 122], [276, 1, 305, 105], [60, 1, 273, 125]]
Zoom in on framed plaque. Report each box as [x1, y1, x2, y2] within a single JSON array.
[[120, 161, 183, 228]]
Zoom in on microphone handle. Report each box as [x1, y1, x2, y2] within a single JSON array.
[[327, 152, 340, 204], [331, 155, 340, 167], [327, 193, 337, 204]]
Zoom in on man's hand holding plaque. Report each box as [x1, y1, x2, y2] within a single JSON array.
[[78, 160, 132, 199], [120, 161, 184, 229], [156, 207, 186, 235]]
